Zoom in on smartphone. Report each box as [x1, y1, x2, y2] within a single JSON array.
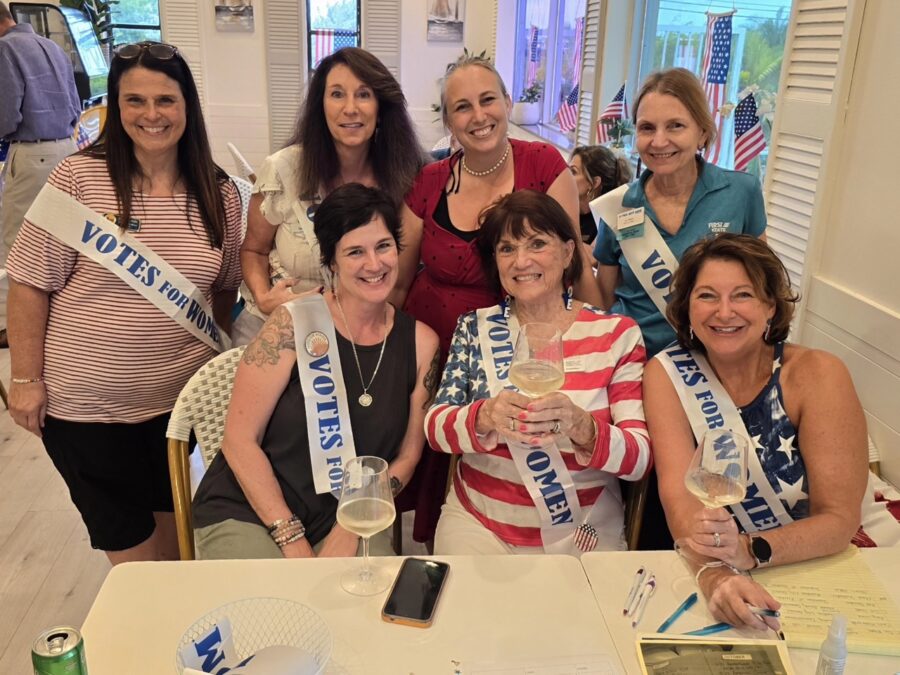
[[381, 558, 450, 628]]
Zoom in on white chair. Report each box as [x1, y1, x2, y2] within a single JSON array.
[[227, 142, 256, 182], [166, 345, 246, 560], [230, 175, 253, 239]]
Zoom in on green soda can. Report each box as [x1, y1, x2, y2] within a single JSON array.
[[31, 626, 88, 675]]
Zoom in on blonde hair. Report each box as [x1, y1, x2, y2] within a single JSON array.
[[440, 53, 509, 127]]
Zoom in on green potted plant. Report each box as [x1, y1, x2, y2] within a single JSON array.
[[511, 81, 542, 126]]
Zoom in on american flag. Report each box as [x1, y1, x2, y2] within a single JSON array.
[[556, 84, 579, 132], [573, 523, 598, 552], [572, 17, 584, 80], [526, 25, 540, 86], [74, 109, 102, 150], [311, 28, 358, 68], [596, 83, 628, 143], [733, 92, 766, 172], [701, 11, 733, 165]]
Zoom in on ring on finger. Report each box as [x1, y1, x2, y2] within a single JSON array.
[[551, 420, 561, 434], [509, 418, 516, 431], [713, 532, 721, 548]]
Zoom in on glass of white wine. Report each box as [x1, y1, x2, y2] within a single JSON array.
[[675, 429, 750, 565], [508, 323, 565, 399], [336, 456, 396, 596]]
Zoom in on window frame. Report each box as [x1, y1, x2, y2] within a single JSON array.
[[305, 0, 361, 72]]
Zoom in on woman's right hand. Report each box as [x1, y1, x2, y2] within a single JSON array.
[[698, 566, 782, 632], [254, 278, 305, 315], [9, 381, 48, 438]]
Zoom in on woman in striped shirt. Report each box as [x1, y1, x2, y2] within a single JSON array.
[[6, 42, 242, 565], [425, 190, 651, 555]]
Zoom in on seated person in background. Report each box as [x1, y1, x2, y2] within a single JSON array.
[[645, 233, 900, 630], [425, 190, 651, 556], [568, 145, 633, 245], [193, 184, 440, 559]]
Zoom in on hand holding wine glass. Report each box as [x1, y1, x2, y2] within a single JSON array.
[[336, 456, 396, 596], [509, 323, 565, 398]]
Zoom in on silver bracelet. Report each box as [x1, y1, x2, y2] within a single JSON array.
[[11, 376, 44, 384]]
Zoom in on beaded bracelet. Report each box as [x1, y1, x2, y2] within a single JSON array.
[[11, 376, 44, 384]]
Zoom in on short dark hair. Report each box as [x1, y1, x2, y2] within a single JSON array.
[[290, 47, 423, 207], [571, 145, 633, 196], [86, 42, 227, 248], [667, 234, 799, 350], [476, 190, 583, 295], [313, 183, 402, 269], [634, 68, 717, 151]]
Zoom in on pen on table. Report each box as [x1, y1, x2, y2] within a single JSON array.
[[747, 605, 781, 618], [631, 576, 656, 628], [683, 621, 732, 637], [623, 566, 648, 615], [656, 592, 698, 633]]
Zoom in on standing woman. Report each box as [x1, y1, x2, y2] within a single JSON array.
[[591, 68, 767, 550], [232, 47, 424, 344], [392, 54, 600, 542], [568, 144, 633, 245], [6, 42, 242, 564]]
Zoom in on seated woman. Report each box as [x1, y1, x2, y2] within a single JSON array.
[[646, 233, 900, 630], [193, 184, 439, 559], [568, 145, 633, 245], [424, 190, 651, 556]]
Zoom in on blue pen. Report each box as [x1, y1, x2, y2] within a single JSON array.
[[656, 592, 698, 633], [683, 621, 732, 637]]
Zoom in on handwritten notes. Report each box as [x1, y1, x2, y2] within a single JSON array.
[[751, 547, 900, 655]]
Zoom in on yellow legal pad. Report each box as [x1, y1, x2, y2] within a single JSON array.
[[751, 547, 900, 655]]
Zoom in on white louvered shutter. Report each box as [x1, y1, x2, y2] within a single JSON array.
[[762, 0, 860, 295], [264, 0, 305, 151], [575, 0, 600, 146], [161, 0, 205, 109], [362, 0, 401, 79]]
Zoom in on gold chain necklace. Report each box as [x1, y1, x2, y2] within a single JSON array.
[[462, 141, 511, 177], [334, 294, 388, 407]]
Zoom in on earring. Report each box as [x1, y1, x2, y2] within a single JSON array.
[[689, 326, 694, 343], [764, 319, 772, 342], [502, 295, 513, 319], [562, 286, 574, 311]]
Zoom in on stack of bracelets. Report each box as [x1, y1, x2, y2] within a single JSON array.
[[268, 515, 306, 548]]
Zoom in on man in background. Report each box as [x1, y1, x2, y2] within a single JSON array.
[[0, 1, 81, 346]]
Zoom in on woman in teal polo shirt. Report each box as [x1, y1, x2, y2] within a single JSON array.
[[593, 68, 767, 359]]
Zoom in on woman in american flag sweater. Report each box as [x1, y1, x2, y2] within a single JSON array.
[[425, 190, 652, 555]]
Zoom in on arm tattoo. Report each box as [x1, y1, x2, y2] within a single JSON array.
[[422, 348, 441, 410], [242, 308, 296, 366]]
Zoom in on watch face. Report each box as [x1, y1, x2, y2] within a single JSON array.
[[752, 536, 772, 563]]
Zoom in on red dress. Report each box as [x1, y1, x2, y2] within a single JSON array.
[[399, 139, 568, 540]]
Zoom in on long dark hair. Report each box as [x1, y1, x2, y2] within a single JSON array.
[[83, 42, 228, 248], [289, 47, 424, 206], [571, 145, 633, 197]]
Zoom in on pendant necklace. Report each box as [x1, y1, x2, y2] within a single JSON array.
[[462, 141, 511, 177], [334, 294, 388, 407]]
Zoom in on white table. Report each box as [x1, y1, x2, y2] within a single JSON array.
[[581, 549, 900, 674], [81, 554, 625, 674]]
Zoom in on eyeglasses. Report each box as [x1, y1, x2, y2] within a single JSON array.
[[114, 42, 179, 60]]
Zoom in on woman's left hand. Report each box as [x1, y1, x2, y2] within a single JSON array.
[[686, 508, 755, 570], [518, 392, 596, 448]]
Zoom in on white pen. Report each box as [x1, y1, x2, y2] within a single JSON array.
[[631, 576, 657, 628], [623, 566, 648, 615]]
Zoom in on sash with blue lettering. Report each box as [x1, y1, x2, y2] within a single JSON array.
[[475, 304, 586, 554], [286, 294, 357, 496], [590, 184, 679, 320], [655, 345, 793, 531], [23, 184, 230, 352]]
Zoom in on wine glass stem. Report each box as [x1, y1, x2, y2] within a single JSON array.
[[360, 536, 371, 581]]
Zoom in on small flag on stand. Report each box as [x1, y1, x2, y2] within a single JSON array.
[[556, 85, 579, 132], [596, 83, 628, 144], [733, 92, 766, 172]]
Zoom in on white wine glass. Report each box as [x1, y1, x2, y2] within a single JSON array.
[[674, 429, 750, 566], [336, 456, 396, 596], [508, 323, 565, 399]]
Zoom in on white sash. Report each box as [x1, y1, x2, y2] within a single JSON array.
[[286, 295, 357, 496], [25, 184, 229, 352], [475, 305, 585, 553], [589, 184, 679, 320], [655, 344, 794, 531]]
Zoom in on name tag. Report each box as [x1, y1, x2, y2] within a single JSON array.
[[616, 208, 645, 241], [564, 355, 585, 372]]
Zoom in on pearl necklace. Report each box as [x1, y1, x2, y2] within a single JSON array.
[[462, 142, 511, 177], [334, 294, 388, 407]]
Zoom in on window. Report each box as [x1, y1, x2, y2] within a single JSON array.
[[110, 0, 162, 45], [306, 0, 360, 71], [636, 0, 793, 177], [512, 0, 586, 149]]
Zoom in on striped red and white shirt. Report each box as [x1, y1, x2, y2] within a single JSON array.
[[425, 305, 652, 547], [7, 154, 242, 423]]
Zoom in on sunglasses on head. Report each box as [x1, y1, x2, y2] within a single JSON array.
[[115, 42, 179, 60]]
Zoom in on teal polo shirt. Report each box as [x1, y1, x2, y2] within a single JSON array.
[[593, 158, 767, 357]]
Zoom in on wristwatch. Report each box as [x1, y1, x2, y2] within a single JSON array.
[[749, 534, 773, 568], [390, 476, 403, 497]]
